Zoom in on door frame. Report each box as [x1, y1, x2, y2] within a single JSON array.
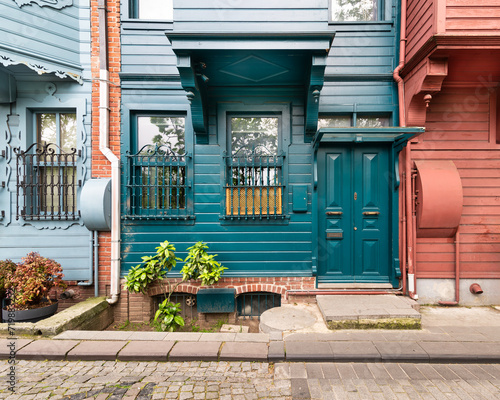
[[311, 127, 424, 288]]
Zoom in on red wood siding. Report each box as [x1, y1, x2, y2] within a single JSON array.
[[446, 0, 500, 33], [406, 0, 435, 62], [412, 86, 500, 279]]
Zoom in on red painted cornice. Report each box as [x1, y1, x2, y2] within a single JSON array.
[[402, 34, 500, 77]]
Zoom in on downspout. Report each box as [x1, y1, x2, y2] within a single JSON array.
[[438, 228, 460, 306], [393, 0, 418, 299], [78, 231, 94, 288], [98, 0, 120, 305]]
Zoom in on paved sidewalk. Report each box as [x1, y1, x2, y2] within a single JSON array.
[[1, 305, 500, 363]]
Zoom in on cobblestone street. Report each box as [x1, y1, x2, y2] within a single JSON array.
[[1, 361, 500, 399]]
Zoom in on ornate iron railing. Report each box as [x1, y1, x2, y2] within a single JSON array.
[[124, 144, 190, 219], [224, 152, 285, 219], [15, 143, 80, 221]]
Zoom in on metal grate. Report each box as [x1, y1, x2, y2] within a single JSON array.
[[224, 153, 285, 218], [237, 292, 281, 319], [15, 143, 79, 221], [125, 144, 190, 220], [154, 293, 197, 320]]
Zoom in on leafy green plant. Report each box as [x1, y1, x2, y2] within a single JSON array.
[[181, 242, 227, 286], [5, 252, 66, 310], [125, 241, 181, 294], [0, 260, 17, 299], [125, 240, 227, 333], [153, 300, 184, 332]]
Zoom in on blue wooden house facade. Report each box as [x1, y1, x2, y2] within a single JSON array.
[[117, 0, 424, 320], [0, 0, 94, 289]]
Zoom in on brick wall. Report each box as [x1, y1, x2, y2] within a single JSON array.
[[90, 0, 121, 297], [115, 277, 316, 323]]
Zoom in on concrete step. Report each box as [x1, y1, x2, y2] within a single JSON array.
[[317, 294, 421, 329]]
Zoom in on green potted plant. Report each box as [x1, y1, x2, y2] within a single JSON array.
[[2, 252, 66, 323]]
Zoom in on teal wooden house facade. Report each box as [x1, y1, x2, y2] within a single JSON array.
[[0, 0, 94, 285], [119, 0, 422, 304]]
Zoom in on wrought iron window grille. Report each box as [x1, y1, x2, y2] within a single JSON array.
[[223, 150, 286, 220], [124, 144, 193, 220], [15, 143, 80, 221]]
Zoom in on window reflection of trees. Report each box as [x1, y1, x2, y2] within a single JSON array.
[[331, 0, 377, 21]]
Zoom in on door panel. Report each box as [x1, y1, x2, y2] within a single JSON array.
[[318, 144, 390, 283]]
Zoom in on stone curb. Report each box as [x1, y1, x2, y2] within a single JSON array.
[[2, 338, 500, 363]]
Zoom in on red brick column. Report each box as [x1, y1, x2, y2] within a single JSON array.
[[90, 0, 121, 296]]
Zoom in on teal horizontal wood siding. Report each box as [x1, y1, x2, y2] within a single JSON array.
[[120, 0, 399, 278]]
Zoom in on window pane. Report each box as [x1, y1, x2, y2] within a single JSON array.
[[231, 117, 278, 156], [60, 113, 77, 153], [138, 0, 173, 20], [318, 116, 352, 128], [331, 0, 377, 21], [37, 113, 57, 146], [357, 115, 390, 128], [138, 116, 185, 154]]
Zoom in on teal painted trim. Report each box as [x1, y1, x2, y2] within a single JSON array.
[[166, 31, 335, 52], [175, 55, 208, 143], [324, 74, 394, 82], [305, 54, 328, 143]]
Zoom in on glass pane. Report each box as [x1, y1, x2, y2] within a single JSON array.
[[318, 116, 352, 128], [138, 116, 185, 154], [231, 117, 278, 156], [40, 167, 60, 213], [331, 0, 377, 21], [60, 113, 77, 153], [357, 115, 390, 128], [37, 113, 57, 148], [139, 0, 173, 20], [63, 166, 77, 213]]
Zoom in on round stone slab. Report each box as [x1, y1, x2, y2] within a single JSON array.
[[260, 306, 317, 333]]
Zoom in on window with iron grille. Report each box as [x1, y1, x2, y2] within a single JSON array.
[[224, 117, 285, 219], [124, 115, 192, 220], [16, 112, 79, 221]]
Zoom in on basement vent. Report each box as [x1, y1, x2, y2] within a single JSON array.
[[236, 292, 281, 319], [154, 293, 197, 320]]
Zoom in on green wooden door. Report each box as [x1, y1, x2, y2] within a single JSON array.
[[317, 144, 390, 283]]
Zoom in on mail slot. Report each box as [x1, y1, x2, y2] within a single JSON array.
[[326, 231, 343, 239]]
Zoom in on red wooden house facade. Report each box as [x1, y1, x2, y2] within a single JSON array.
[[400, 0, 500, 304]]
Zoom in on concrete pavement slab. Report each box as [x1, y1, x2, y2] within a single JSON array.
[[418, 341, 478, 363], [198, 333, 236, 342], [53, 330, 99, 340], [330, 341, 381, 362], [126, 331, 168, 341], [373, 341, 429, 362], [117, 340, 175, 361], [67, 340, 127, 361], [219, 342, 268, 361], [168, 341, 221, 361], [89, 331, 133, 341], [16, 339, 79, 360], [260, 305, 317, 333], [163, 332, 201, 341], [285, 341, 333, 362], [233, 333, 269, 342]]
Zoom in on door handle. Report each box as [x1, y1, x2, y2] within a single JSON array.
[[363, 211, 380, 216], [326, 211, 343, 216]]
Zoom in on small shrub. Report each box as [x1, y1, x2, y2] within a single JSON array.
[[6, 252, 66, 310], [153, 300, 184, 332], [0, 260, 16, 299], [181, 242, 227, 286]]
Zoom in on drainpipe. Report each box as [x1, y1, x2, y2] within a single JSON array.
[[439, 228, 460, 306], [98, 0, 120, 305], [393, 0, 417, 299], [77, 231, 94, 288]]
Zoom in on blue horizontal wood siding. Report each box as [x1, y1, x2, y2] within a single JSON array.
[[172, 0, 329, 32], [0, 0, 89, 69]]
